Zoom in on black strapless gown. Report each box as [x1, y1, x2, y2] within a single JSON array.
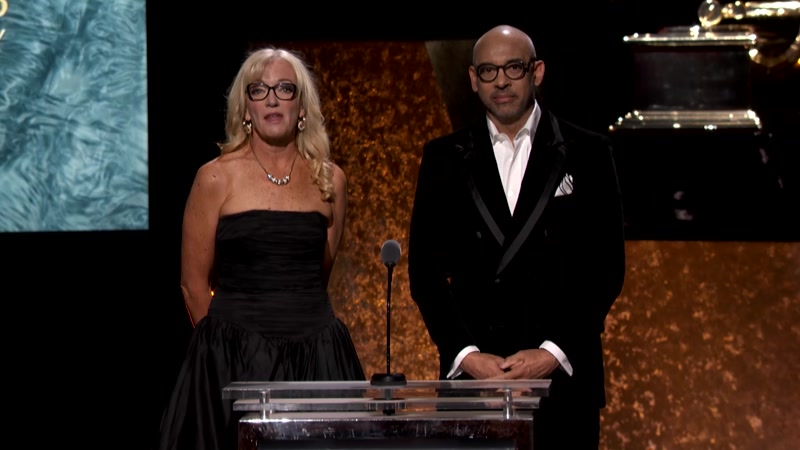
[[158, 210, 365, 450]]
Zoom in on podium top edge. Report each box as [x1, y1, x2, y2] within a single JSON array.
[[223, 379, 552, 392]]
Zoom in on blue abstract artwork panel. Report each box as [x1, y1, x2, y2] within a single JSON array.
[[0, 0, 148, 232]]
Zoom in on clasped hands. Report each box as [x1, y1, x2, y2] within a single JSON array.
[[461, 349, 559, 380]]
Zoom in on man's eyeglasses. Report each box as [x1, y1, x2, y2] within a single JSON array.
[[246, 82, 298, 101], [474, 60, 537, 83]]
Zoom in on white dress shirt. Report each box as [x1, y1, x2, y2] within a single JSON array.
[[447, 102, 574, 379]]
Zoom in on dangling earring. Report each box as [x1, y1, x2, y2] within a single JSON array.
[[297, 116, 306, 132], [243, 120, 252, 135]]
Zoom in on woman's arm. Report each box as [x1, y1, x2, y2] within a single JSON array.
[[323, 163, 347, 288], [179, 160, 227, 326]]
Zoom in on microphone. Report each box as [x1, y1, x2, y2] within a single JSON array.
[[381, 239, 401, 269], [371, 240, 407, 389]]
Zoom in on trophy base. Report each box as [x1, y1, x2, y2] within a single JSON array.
[[624, 26, 755, 112], [609, 109, 761, 130]]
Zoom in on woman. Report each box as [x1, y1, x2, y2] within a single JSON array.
[[158, 47, 365, 450]]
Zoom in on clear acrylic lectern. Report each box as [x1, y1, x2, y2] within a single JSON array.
[[222, 379, 550, 450]]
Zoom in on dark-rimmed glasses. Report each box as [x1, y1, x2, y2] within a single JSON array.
[[474, 59, 537, 83], [246, 82, 298, 101]]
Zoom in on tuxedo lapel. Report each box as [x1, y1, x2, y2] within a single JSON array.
[[511, 110, 566, 222], [456, 122, 512, 246], [496, 111, 567, 275]]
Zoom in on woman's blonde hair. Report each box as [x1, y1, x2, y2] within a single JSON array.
[[218, 47, 334, 201]]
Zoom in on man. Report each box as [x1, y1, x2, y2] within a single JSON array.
[[408, 25, 626, 449]]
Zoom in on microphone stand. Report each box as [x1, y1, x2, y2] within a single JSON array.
[[370, 258, 406, 415]]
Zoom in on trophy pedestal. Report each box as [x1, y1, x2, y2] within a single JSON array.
[[609, 24, 793, 240], [610, 127, 785, 240]]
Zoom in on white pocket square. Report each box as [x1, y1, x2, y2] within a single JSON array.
[[554, 174, 573, 197]]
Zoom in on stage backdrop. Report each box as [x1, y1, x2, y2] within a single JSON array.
[[211, 40, 798, 450], [0, 0, 148, 232]]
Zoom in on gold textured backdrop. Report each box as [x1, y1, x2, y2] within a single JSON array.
[[605, 241, 799, 450], [250, 41, 800, 449]]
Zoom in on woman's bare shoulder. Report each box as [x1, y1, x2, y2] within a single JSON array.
[[195, 150, 247, 181], [330, 161, 346, 187]]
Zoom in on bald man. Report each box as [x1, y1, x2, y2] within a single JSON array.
[[408, 25, 626, 449]]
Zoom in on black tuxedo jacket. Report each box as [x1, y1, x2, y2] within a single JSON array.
[[408, 109, 626, 409]]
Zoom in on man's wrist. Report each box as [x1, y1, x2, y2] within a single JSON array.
[[447, 345, 480, 379]]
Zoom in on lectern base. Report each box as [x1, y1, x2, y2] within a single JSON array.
[[224, 379, 549, 450], [240, 412, 533, 450]]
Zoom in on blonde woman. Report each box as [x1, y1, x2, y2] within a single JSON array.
[[159, 47, 365, 450]]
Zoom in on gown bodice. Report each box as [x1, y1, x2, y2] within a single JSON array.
[[208, 209, 334, 337]]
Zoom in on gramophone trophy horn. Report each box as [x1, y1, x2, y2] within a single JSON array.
[[698, 0, 800, 68]]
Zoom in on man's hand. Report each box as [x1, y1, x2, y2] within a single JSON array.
[[460, 352, 506, 379], [492, 349, 559, 379]]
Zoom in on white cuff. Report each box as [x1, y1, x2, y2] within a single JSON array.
[[539, 340, 573, 376], [447, 345, 479, 379]]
